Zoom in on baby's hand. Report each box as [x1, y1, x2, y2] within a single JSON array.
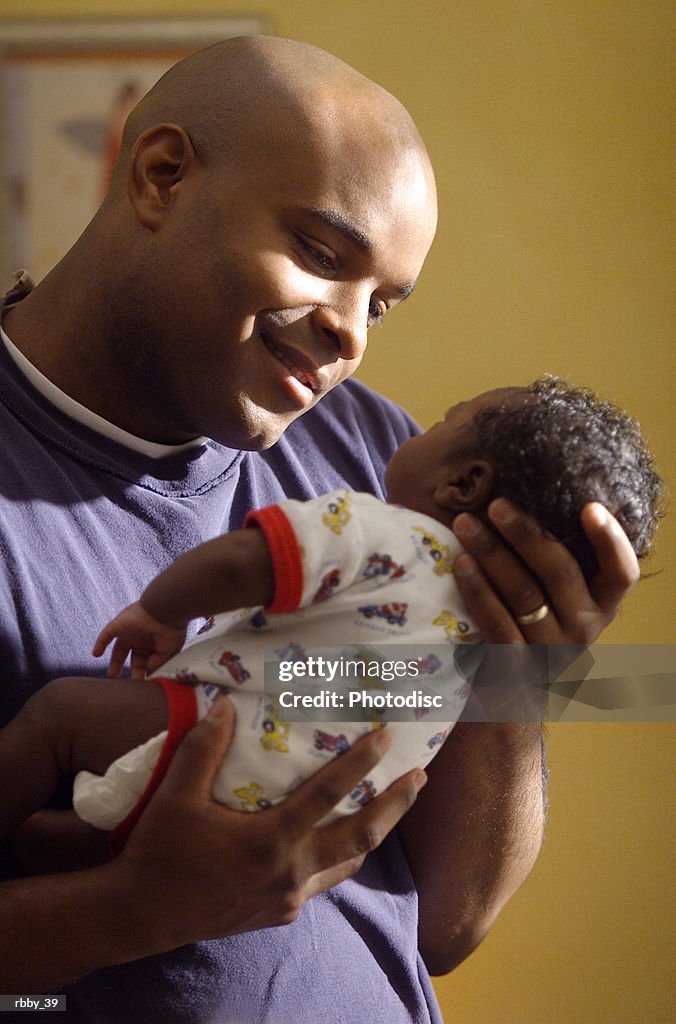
[[92, 602, 188, 680]]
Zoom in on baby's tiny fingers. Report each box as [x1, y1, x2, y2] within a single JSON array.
[[106, 639, 132, 678], [92, 630, 112, 657]]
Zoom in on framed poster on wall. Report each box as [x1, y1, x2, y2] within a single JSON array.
[[0, 16, 271, 286]]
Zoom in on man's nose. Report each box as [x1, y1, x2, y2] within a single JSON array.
[[311, 290, 370, 362]]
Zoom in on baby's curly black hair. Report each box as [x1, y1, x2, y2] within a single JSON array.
[[468, 376, 664, 581]]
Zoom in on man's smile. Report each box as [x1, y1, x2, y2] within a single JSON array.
[[261, 333, 324, 394]]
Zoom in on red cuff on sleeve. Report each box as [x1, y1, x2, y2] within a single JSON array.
[[108, 678, 198, 857], [244, 504, 304, 613]]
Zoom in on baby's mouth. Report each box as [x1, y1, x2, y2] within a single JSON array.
[[262, 335, 322, 394]]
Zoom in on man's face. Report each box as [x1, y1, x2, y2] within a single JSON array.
[[136, 116, 437, 449]]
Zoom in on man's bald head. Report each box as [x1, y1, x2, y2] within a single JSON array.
[[111, 35, 433, 196]]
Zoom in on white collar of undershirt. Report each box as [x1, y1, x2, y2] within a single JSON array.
[[0, 325, 208, 459]]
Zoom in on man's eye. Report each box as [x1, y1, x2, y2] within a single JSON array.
[[298, 236, 336, 273], [367, 299, 385, 328]]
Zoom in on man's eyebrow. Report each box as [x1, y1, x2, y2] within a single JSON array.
[[301, 206, 417, 300], [304, 206, 373, 254]]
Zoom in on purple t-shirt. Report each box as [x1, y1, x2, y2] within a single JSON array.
[[0, 331, 443, 1024]]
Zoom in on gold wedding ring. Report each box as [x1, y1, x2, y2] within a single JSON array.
[[516, 603, 550, 626]]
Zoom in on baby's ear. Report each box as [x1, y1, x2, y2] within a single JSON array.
[[433, 460, 494, 513]]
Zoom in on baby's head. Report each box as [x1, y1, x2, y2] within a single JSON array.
[[384, 376, 663, 580]]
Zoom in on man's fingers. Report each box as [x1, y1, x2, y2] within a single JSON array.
[[281, 728, 395, 835], [455, 500, 611, 642], [305, 767, 427, 886], [453, 554, 527, 643], [116, 716, 426, 938], [12, 810, 111, 873], [453, 499, 639, 646], [304, 855, 369, 900], [158, 696, 236, 796], [487, 498, 606, 637], [453, 507, 551, 623], [582, 503, 640, 614]]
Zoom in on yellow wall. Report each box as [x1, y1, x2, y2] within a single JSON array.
[[3, 3, 674, 1022]]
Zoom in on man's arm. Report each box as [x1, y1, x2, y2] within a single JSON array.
[[399, 500, 639, 973], [1, 699, 426, 991], [398, 721, 544, 974]]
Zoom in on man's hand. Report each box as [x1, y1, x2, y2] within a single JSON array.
[[399, 500, 637, 975], [93, 602, 188, 679], [11, 811, 110, 874], [452, 500, 639, 644], [117, 697, 427, 942], [1, 696, 427, 991]]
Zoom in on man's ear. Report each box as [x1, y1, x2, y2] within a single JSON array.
[[433, 459, 495, 513], [128, 124, 196, 230]]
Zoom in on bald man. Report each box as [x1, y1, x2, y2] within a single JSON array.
[[0, 36, 638, 1024]]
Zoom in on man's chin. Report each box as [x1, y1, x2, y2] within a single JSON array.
[[208, 405, 309, 452]]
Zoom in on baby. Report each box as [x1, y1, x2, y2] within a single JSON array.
[[0, 378, 662, 849]]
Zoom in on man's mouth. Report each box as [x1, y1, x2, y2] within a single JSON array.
[[262, 334, 322, 394]]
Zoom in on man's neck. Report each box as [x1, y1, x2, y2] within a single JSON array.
[[1, 274, 207, 456]]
